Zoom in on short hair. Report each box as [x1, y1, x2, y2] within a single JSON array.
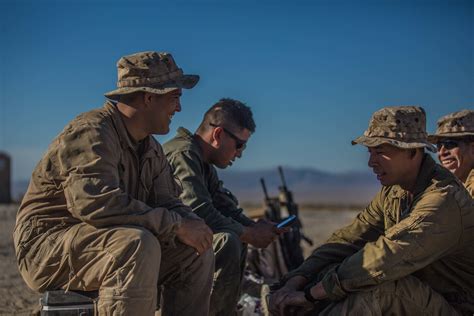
[[117, 91, 144, 104], [198, 98, 256, 133]]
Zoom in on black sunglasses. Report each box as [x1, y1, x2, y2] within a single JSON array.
[[436, 139, 459, 151], [210, 123, 247, 150]]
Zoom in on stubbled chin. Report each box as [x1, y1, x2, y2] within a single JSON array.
[[441, 161, 458, 171], [376, 174, 391, 186]]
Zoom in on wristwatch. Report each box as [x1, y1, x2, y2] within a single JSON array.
[[303, 285, 320, 304]]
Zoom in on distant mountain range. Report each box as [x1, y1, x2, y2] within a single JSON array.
[[218, 166, 379, 205], [12, 167, 380, 205]]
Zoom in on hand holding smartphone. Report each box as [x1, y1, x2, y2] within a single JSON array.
[[276, 215, 297, 228]]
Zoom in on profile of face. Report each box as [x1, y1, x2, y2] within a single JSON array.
[[212, 125, 251, 169], [367, 144, 418, 187], [145, 89, 182, 135], [437, 138, 474, 181]]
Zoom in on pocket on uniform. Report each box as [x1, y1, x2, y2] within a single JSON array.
[[25, 231, 62, 268], [150, 172, 182, 206], [14, 221, 37, 262]]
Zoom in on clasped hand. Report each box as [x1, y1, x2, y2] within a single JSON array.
[[175, 218, 213, 255]]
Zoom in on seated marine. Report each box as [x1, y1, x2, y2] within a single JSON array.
[[163, 98, 286, 315], [269, 106, 474, 316], [13, 51, 215, 316]]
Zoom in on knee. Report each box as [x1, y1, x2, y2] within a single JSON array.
[[200, 248, 215, 271], [214, 232, 243, 261], [197, 248, 215, 284], [122, 227, 161, 267]]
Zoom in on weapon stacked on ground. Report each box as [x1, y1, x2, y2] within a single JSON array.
[[260, 178, 281, 221], [240, 167, 314, 315], [276, 166, 313, 247], [260, 166, 313, 271]]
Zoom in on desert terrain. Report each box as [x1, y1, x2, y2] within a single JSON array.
[[0, 203, 358, 315]]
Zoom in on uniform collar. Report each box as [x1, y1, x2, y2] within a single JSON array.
[[176, 126, 206, 159], [176, 126, 194, 139]]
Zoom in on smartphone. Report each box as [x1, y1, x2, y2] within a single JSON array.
[[276, 215, 297, 228]]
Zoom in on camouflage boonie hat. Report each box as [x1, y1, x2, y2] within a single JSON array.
[[352, 106, 436, 152], [104, 51, 199, 101], [427, 110, 474, 143]]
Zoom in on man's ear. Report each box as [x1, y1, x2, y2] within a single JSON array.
[[211, 127, 223, 148], [143, 92, 154, 107], [468, 141, 474, 155], [409, 148, 423, 160]]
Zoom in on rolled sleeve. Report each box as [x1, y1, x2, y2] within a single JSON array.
[[321, 187, 462, 300], [283, 190, 385, 284]]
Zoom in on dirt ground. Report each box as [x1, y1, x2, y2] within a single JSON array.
[[0, 204, 39, 315], [0, 204, 358, 315]]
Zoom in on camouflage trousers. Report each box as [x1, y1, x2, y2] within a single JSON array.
[[14, 221, 214, 316], [314, 275, 460, 316], [210, 231, 247, 316]]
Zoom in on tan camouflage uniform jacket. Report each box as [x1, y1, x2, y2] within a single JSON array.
[[465, 169, 474, 197], [285, 155, 474, 313], [15, 102, 196, 252], [163, 127, 254, 236]]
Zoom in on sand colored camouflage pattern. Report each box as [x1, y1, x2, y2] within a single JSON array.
[[352, 106, 436, 152], [14, 102, 213, 315], [428, 109, 474, 143], [105, 51, 199, 100], [284, 155, 474, 314], [465, 169, 474, 197], [317, 275, 460, 315]]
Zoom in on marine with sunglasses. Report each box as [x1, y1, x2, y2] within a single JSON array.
[[428, 110, 474, 197], [164, 98, 286, 315]]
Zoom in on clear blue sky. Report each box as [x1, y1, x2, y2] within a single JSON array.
[[1, 0, 473, 182]]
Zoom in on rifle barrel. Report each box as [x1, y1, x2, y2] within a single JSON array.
[[260, 178, 269, 200], [278, 166, 288, 189]]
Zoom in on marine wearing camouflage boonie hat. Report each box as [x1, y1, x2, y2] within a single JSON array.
[[427, 110, 474, 143], [105, 51, 199, 101], [352, 106, 436, 152]]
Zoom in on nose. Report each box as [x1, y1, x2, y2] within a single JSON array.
[[438, 145, 448, 156], [368, 152, 377, 168], [175, 100, 182, 112], [235, 148, 243, 159]]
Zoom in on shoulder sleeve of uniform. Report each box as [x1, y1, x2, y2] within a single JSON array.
[[59, 121, 181, 243], [464, 170, 474, 197], [167, 148, 245, 235]]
